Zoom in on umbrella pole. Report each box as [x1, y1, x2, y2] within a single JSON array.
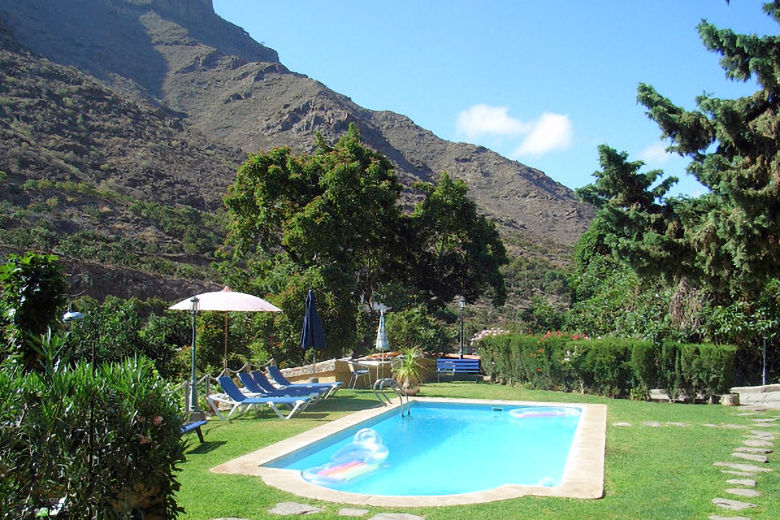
[[189, 297, 202, 415], [224, 313, 228, 371]]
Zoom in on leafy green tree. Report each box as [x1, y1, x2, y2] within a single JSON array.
[[65, 297, 189, 378], [522, 295, 566, 334], [223, 124, 507, 361], [65, 297, 144, 365], [385, 306, 452, 353], [0, 252, 66, 371], [408, 173, 508, 307]]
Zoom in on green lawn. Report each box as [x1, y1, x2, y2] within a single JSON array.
[[176, 383, 779, 519]]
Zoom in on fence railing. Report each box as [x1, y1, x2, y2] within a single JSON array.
[[172, 361, 266, 413]]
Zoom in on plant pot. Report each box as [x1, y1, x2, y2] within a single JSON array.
[[401, 380, 419, 396]]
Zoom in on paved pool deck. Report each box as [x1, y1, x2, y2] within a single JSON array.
[[210, 397, 606, 507]]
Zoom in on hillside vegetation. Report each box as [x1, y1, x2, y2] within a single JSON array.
[[0, 0, 590, 305]]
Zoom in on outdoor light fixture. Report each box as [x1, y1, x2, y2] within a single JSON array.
[[189, 296, 201, 414], [458, 296, 466, 358], [62, 303, 84, 322]]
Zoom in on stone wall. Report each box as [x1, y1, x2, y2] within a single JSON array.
[[277, 357, 438, 389], [731, 384, 780, 410]]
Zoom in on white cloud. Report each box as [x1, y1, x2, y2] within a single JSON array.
[[455, 104, 530, 138], [512, 112, 573, 157], [455, 105, 573, 158], [637, 141, 673, 165]]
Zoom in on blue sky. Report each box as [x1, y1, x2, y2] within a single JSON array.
[[213, 1, 778, 197]]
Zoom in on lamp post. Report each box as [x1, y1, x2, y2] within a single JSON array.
[[62, 303, 84, 322], [189, 296, 202, 416], [63, 303, 88, 366], [458, 296, 466, 358], [63, 304, 94, 513]]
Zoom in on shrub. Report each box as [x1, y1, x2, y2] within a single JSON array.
[[698, 343, 736, 399], [386, 306, 451, 354], [573, 338, 634, 398], [674, 341, 736, 402], [478, 332, 735, 401], [0, 355, 186, 519], [631, 341, 660, 398], [65, 298, 189, 379], [0, 252, 66, 370]]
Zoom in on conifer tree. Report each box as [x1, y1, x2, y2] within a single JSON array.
[[580, 2, 780, 299], [634, 1, 780, 296]]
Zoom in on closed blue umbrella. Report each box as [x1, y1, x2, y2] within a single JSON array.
[[300, 289, 326, 359]]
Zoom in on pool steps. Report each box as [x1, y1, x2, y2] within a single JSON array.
[[373, 378, 410, 417]]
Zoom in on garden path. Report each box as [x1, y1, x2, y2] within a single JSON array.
[[613, 408, 777, 520]]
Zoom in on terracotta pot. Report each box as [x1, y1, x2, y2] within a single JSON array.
[[402, 379, 419, 396]]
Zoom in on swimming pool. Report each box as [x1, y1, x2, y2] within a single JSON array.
[[212, 397, 606, 507], [269, 401, 580, 495]]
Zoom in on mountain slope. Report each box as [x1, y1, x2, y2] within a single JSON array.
[[0, 0, 593, 247], [0, 18, 238, 298], [0, 0, 595, 308]]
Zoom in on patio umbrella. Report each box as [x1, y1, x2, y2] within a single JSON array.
[[169, 287, 281, 414], [300, 289, 326, 367], [375, 309, 389, 353]]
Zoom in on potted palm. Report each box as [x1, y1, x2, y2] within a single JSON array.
[[392, 347, 425, 395]]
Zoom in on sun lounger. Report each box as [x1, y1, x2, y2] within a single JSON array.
[[238, 371, 325, 399], [267, 365, 342, 397], [248, 370, 329, 398], [180, 419, 208, 442], [207, 376, 313, 420]]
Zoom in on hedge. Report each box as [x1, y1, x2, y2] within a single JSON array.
[[0, 356, 186, 519], [477, 333, 735, 401]]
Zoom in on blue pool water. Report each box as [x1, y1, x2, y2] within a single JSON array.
[[266, 401, 582, 496]]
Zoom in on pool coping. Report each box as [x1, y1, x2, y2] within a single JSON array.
[[210, 397, 606, 507]]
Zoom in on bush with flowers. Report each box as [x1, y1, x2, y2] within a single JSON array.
[[470, 328, 511, 346], [0, 354, 186, 519], [470, 328, 511, 380]]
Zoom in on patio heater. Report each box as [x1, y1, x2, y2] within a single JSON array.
[[458, 296, 466, 358]]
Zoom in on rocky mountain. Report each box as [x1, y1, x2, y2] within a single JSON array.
[[0, 0, 593, 301]]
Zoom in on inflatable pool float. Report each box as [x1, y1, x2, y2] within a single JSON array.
[[508, 406, 578, 419], [302, 428, 388, 485]]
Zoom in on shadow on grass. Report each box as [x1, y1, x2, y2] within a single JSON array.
[[186, 440, 227, 455], [199, 397, 383, 424], [310, 395, 386, 413]]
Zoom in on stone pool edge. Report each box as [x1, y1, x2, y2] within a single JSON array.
[[210, 397, 606, 507]]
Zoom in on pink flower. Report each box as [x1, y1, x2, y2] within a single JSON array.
[[139, 436, 150, 445], [153, 416, 163, 426]]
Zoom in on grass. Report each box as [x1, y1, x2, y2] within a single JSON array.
[[176, 383, 779, 519]]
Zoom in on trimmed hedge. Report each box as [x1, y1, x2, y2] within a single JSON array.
[[0, 357, 186, 519], [477, 333, 735, 401]]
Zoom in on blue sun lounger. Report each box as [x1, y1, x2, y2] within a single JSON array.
[[267, 365, 342, 397], [247, 370, 329, 398], [238, 371, 325, 399], [207, 376, 313, 420]]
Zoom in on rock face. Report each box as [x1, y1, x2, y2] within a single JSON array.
[[0, 0, 596, 300], [0, 0, 593, 247]]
